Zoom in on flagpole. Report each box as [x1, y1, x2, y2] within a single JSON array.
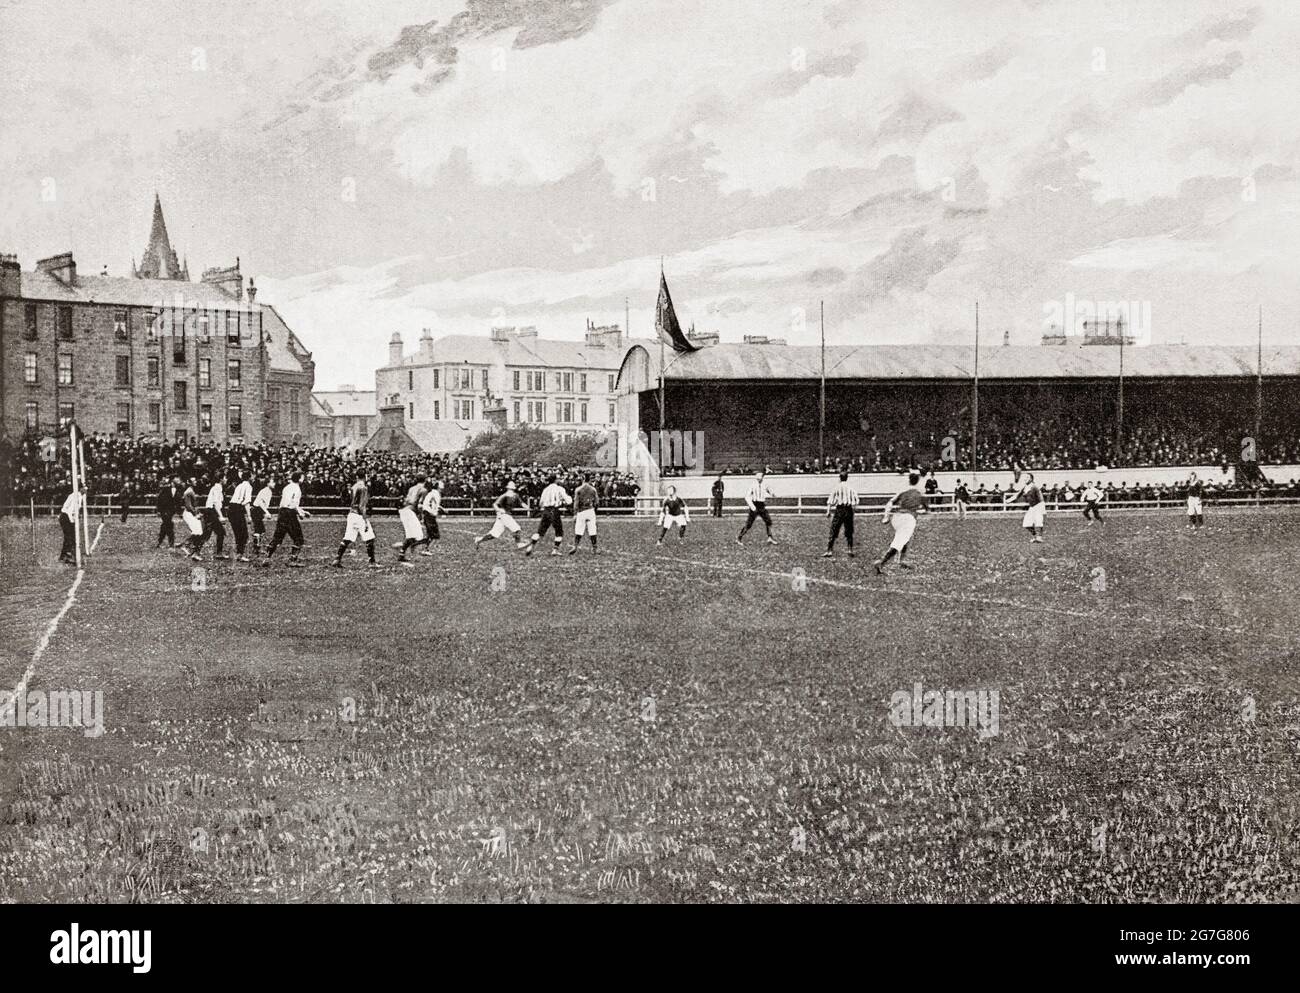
[[972, 302, 979, 480], [1117, 322, 1125, 460], [79, 433, 89, 554], [818, 301, 825, 469]]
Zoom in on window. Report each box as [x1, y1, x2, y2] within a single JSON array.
[[458, 368, 472, 390], [173, 325, 186, 364], [555, 371, 564, 391], [24, 303, 37, 340], [608, 374, 615, 392], [432, 368, 440, 389], [513, 370, 520, 391], [57, 353, 73, 386], [148, 402, 160, 431], [58, 401, 74, 427], [200, 404, 213, 433], [513, 401, 520, 423], [148, 309, 161, 340], [580, 373, 587, 393], [228, 404, 242, 434], [24, 401, 38, 430], [433, 400, 440, 420], [23, 352, 37, 384], [267, 387, 280, 434], [115, 402, 131, 435], [174, 380, 188, 411], [227, 359, 241, 389], [480, 369, 488, 390], [199, 358, 211, 389], [175, 429, 188, 444], [147, 356, 159, 387], [113, 310, 128, 341], [115, 355, 131, 386], [409, 402, 414, 420], [608, 403, 616, 423], [226, 312, 239, 345], [290, 390, 300, 430], [408, 371, 414, 390], [580, 402, 588, 423], [525, 371, 533, 391], [196, 313, 210, 341], [558, 401, 573, 422], [57, 307, 72, 340], [561, 372, 573, 392]]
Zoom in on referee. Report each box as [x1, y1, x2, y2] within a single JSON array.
[[823, 472, 857, 557]]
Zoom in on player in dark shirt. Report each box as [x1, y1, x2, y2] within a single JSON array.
[[1185, 473, 1205, 528], [658, 486, 690, 545], [873, 472, 928, 573]]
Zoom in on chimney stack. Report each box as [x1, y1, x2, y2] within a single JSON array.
[[201, 260, 244, 299], [388, 331, 404, 365], [0, 254, 20, 298], [36, 252, 76, 285], [246, 277, 258, 303]]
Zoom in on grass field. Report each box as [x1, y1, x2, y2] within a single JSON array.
[[2, 508, 1300, 903]]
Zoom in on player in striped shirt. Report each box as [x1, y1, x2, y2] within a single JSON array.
[[873, 472, 928, 573], [527, 474, 572, 557], [332, 469, 379, 569], [824, 472, 857, 557], [657, 486, 689, 545], [736, 471, 777, 545], [570, 474, 600, 555], [1185, 472, 1205, 528]]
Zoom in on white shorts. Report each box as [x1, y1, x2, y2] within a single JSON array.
[[399, 506, 424, 540], [1022, 503, 1047, 529], [182, 510, 203, 536], [575, 508, 598, 536], [889, 513, 916, 550], [344, 511, 375, 543], [490, 513, 521, 538], [661, 513, 688, 530], [1187, 496, 1202, 516]]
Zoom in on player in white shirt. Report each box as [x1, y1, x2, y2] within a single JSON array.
[[527, 474, 572, 557], [417, 479, 443, 556], [180, 478, 204, 553], [1081, 482, 1104, 525], [58, 488, 82, 564], [193, 475, 230, 561], [262, 471, 310, 567], [736, 471, 777, 545], [251, 477, 274, 556], [228, 469, 253, 561]]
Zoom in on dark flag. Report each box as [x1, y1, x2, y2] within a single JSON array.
[[655, 270, 697, 353]]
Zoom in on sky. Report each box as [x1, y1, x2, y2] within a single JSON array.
[[2, 0, 1298, 388]]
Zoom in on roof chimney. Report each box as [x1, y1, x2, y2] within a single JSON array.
[[0, 254, 20, 298], [419, 327, 435, 360], [201, 259, 243, 299], [388, 331, 404, 365], [36, 252, 76, 285], [246, 277, 257, 303]]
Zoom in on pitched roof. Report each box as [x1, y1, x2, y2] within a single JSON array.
[[364, 417, 492, 454], [624, 342, 1300, 383], [18, 270, 258, 311], [314, 390, 377, 417], [387, 333, 624, 371], [261, 304, 314, 374]]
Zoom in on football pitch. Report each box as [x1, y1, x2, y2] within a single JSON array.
[[2, 509, 1299, 903]]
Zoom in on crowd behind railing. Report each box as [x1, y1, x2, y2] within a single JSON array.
[[0, 435, 642, 511]]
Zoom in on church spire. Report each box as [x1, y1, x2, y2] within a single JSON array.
[[135, 193, 187, 280]]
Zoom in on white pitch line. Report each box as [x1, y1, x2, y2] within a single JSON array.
[[8, 522, 104, 698]]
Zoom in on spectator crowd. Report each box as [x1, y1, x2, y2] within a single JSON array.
[[0, 435, 642, 512]]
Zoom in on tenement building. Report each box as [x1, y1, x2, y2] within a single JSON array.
[[0, 196, 314, 444]]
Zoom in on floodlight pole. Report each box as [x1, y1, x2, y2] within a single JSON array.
[[818, 300, 825, 469], [972, 302, 979, 479], [1255, 305, 1263, 451], [1116, 328, 1125, 460]]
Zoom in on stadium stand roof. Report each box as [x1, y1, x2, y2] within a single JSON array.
[[618, 342, 1300, 387]]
